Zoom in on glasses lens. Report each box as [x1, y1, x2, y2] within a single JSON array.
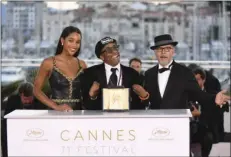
[[105, 45, 119, 53], [156, 47, 172, 52]]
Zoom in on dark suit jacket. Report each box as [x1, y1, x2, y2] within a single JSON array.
[[81, 63, 144, 110], [204, 71, 221, 93], [4, 94, 47, 115], [144, 61, 216, 109], [204, 88, 229, 143]]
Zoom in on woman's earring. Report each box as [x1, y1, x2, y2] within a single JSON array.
[[61, 43, 63, 46]]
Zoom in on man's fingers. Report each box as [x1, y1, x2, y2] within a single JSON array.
[[222, 96, 230, 104], [132, 84, 138, 89], [93, 81, 100, 86], [220, 89, 227, 94], [133, 85, 143, 90], [133, 87, 138, 91], [132, 85, 138, 91], [133, 86, 142, 94], [224, 95, 230, 100]]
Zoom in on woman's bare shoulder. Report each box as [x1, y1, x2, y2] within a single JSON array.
[[40, 57, 54, 70], [79, 59, 87, 69]]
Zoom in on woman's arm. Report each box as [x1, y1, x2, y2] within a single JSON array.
[[33, 58, 60, 110]]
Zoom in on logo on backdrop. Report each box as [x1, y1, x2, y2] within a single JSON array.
[[148, 127, 173, 141], [26, 128, 44, 138], [24, 128, 48, 142]]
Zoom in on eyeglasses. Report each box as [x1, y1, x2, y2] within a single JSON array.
[[102, 45, 120, 54], [156, 46, 173, 53]]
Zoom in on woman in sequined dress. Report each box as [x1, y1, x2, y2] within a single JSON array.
[[33, 26, 87, 111]]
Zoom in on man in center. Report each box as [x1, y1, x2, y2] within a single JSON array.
[[82, 37, 148, 110]]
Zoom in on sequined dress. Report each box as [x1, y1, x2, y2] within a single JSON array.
[[48, 57, 84, 110]]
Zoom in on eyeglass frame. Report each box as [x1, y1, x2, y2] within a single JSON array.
[[155, 46, 173, 53], [101, 44, 120, 54]]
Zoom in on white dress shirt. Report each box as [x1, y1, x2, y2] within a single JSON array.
[[158, 60, 173, 98], [104, 63, 122, 86]]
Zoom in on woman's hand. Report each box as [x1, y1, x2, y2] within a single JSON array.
[[54, 104, 73, 112]]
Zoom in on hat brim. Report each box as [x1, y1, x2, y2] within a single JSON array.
[[150, 41, 178, 50]]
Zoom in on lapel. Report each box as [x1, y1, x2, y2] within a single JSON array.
[[121, 65, 128, 87], [98, 64, 107, 88], [162, 61, 179, 100], [154, 66, 162, 100]]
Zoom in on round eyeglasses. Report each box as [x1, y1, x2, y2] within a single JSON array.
[[102, 45, 120, 54], [155, 46, 173, 53]]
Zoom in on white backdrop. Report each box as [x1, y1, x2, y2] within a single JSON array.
[[7, 118, 189, 156]]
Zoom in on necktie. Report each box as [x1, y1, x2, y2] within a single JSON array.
[[158, 62, 173, 73], [108, 68, 118, 87]]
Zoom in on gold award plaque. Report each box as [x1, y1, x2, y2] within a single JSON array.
[[103, 88, 129, 110]]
